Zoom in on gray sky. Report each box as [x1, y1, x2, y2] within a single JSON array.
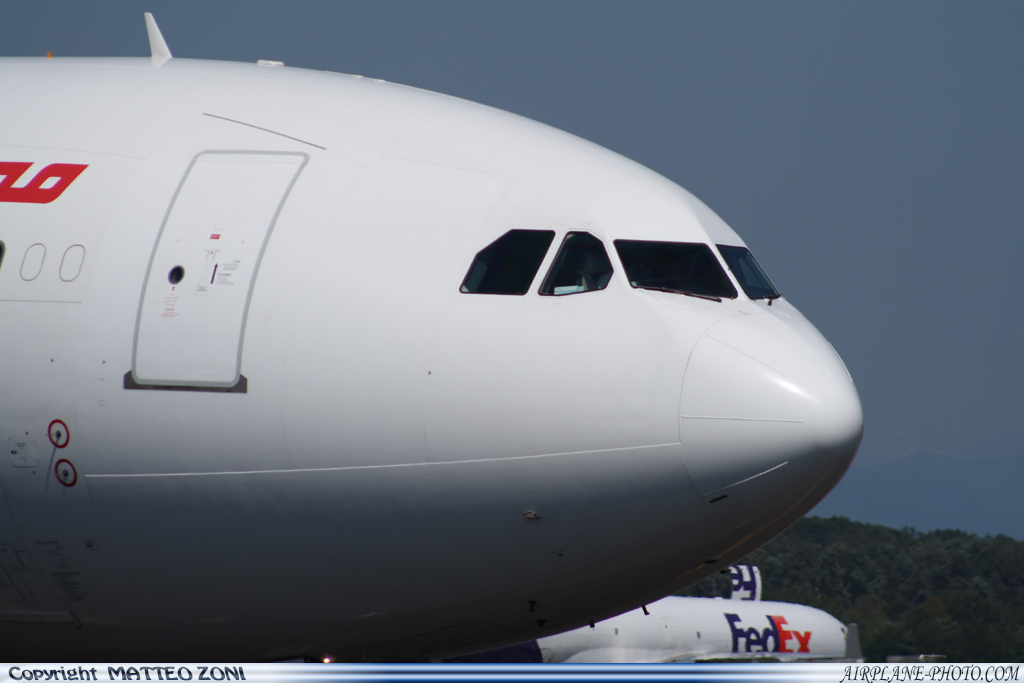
[[4, 2, 1023, 536]]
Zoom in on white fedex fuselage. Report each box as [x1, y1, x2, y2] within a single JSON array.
[[537, 596, 849, 663], [0, 56, 862, 661]]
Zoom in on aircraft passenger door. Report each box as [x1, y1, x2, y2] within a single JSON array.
[[131, 151, 307, 389]]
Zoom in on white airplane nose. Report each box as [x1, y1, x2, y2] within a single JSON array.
[[679, 310, 862, 528]]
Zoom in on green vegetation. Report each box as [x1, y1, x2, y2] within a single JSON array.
[[677, 516, 1024, 662]]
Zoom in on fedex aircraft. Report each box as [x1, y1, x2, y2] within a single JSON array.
[[482, 565, 862, 663], [0, 17, 862, 661]]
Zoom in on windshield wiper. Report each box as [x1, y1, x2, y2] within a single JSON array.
[[635, 285, 722, 302], [684, 291, 723, 302]]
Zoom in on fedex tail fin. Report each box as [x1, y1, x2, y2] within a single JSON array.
[[728, 564, 762, 601]]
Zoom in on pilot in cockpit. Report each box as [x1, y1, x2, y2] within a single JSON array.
[[543, 233, 614, 296]]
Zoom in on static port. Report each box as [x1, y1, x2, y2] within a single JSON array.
[[168, 266, 185, 284]]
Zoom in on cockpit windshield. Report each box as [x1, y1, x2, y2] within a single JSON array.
[[613, 240, 737, 300], [460, 229, 555, 295], [716, 245, 780, 300]]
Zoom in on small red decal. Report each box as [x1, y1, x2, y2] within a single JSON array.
[[55, 458, 78, 487], [0, 162, 88, 204], [48, 419, 70, 449], [210, 234, 221, 239]]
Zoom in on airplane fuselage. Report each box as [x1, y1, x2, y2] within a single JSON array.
[[537, 596, 850, 663], [0, 57, 862, 661]]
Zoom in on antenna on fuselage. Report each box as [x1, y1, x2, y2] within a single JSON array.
[[144, 13, 172, 65]]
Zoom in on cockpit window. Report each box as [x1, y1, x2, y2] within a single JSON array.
[[716, 245, 780, 300], [614, 240, 737, 300], [540, 232, 613, 296], [460, 229, 555, 295]]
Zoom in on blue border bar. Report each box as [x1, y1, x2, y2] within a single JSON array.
[[5, 663, 1024, 683]]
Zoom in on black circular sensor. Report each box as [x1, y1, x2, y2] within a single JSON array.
[[168, 266, 185, 284]]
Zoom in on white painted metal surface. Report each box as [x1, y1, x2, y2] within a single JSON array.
[[144, 12, 172, 65], [133, 151, 306, 386]]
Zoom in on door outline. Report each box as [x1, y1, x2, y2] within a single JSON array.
[[130, 150, 308, 389]]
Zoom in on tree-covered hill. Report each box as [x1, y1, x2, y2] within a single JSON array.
[[677, 516, 1024, 662]]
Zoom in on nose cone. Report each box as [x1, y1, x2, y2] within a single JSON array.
[[680, 309, 862, 528]]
